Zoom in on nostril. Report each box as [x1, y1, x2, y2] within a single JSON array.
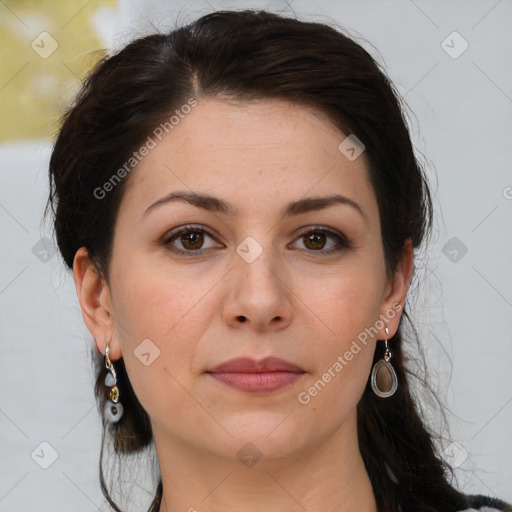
[[237, 315, 247, 322]]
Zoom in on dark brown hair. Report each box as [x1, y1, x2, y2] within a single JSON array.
[[47, 9, 475, 512]]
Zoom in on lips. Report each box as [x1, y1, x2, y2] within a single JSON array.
[[207, 357, 305, 394], [209, 357, 304, 373]]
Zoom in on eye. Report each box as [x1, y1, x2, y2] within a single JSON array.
[[291, 227, 350, 254], [163, 225, 222, 255], [162, 225, 349, 256]]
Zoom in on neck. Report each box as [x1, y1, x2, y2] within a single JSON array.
[[155, 412, 377, 512]]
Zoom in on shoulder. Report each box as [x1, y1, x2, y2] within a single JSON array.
[[459, 494, 512, 512]]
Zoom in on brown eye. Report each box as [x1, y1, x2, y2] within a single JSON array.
[[180, 231, 204, 250], [291, 227, 350, 255], [165, 226, 223, 255], [303, 232, 326, 250]]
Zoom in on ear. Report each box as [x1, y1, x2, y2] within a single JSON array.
[[378, 238, 414, 339], [73, 247, 122, 360]]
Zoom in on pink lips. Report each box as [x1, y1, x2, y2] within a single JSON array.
[[207, 357, 305, 394]]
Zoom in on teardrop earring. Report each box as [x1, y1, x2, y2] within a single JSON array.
[[104, 342, 124, 422], [370, 327, 398, 398]]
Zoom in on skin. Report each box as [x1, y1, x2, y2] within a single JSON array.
[[74, 98, 413, 512]]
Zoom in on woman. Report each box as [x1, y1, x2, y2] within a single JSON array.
[[46, 9, 511, 512]]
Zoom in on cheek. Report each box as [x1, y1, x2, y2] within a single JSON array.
[[300, 262, 384, 344], [294, 259, 384, 398], [111, 253, 216, 343], [295, 285, 378, 425], [109, 259, 213, 406], [115, 290, 215, 379]]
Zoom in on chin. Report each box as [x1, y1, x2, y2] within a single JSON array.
[[217, 415, 309, 462]]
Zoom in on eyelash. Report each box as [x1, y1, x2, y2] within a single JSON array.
[[162, 224, 351, 257], [290, 226, 351, 255]]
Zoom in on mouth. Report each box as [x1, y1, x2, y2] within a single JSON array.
[[206, 357, 306, 394]]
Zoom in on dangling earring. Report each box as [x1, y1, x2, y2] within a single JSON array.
[[104, 343, 123, 422], [371, 327, 398, 398]]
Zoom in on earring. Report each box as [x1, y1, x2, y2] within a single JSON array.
[[370, 327, 398, 398], [104, 343, 123, 422]]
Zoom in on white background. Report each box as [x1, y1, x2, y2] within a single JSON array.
[[1, 0, 511, 510]]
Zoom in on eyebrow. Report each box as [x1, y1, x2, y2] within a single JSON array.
[[143, 191, 366, 220]]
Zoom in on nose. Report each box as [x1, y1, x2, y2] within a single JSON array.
[[221, 247, 293, 333]]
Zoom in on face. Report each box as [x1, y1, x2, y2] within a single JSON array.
[[83, 98, 409, 466]]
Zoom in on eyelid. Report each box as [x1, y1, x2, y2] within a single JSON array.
[[162, 224, 223, 255], [162, 224, 351, 256], [163, 223, 218, 241], [290, 226, 351, 253]]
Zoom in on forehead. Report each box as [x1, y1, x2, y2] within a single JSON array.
[[121, 98, 377, 217]]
